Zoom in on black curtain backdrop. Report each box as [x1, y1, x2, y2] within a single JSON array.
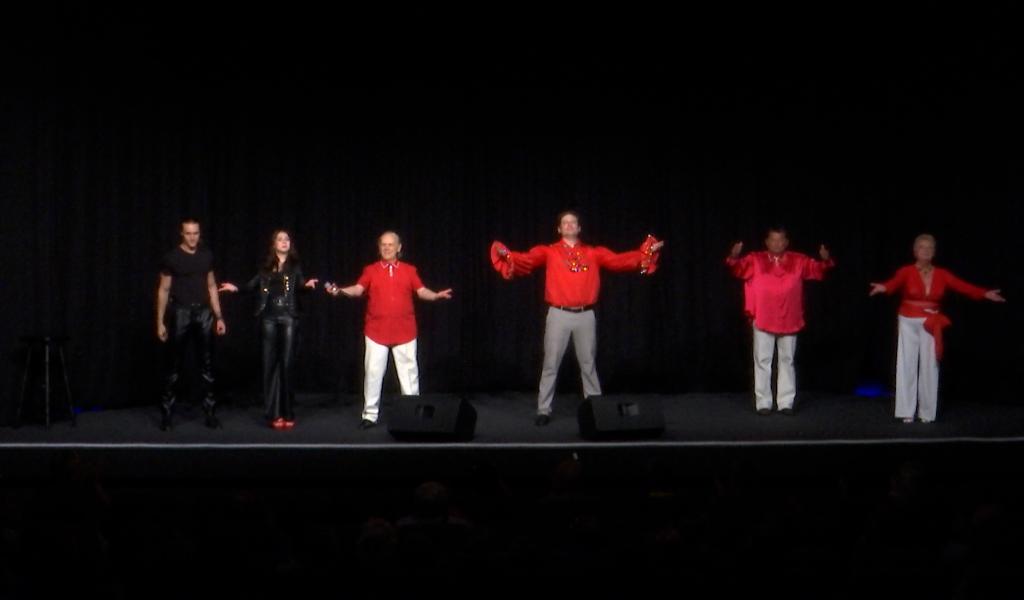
[[2, 5, 1022, 416]]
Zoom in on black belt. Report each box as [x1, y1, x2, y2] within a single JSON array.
[[174, 303, 210, 311], [551, 304, 594, 313]]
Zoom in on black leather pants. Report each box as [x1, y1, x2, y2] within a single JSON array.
[[262, 312, 298, 421], [161, 305, 216, 414]]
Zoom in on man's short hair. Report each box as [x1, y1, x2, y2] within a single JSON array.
[[557, 210, 580, 225]]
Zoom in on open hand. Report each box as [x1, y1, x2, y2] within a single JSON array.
[[985, 289, 1007, 303]]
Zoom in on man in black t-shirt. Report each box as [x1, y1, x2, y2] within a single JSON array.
[[156, 218, 227, 430]]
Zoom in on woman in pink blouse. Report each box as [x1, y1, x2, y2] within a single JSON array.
[[870, 234, 1005, 423]]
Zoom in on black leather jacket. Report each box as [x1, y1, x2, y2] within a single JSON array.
[[242, 264, 308, 318]]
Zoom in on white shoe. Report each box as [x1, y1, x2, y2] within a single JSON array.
[[901, 417, 914, 424], [919, 418, 933, 424]]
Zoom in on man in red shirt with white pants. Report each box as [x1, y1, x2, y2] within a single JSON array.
[[726, 227, 833, 415], [326, 231, 452, 429], [491, 211, 664, 426]]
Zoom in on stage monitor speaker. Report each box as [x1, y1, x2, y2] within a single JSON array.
[[577, 395, 665, 440], [387, 394, 477, 441]]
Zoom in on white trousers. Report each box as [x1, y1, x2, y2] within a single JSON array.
[[895, 316, 939, 422], [752, 326, 797, 411], [363, 336, 419, 422]]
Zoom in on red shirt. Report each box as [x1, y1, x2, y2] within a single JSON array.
[[494, 240, 651, 307], [356, 261, 425, 345], [881, 265, 987, 311], [880, 264, 987, 360], [727, 251, 834, 334]]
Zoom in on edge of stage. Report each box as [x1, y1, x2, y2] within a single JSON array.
[[3, 391, 1024, 481]]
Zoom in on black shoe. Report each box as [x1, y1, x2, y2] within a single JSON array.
[[204, 410, 222, 429], [160, 411, 173, 431], [359, 419, 376, 430], [535, 414, 551, 426], [756, 408, 771, 416], [778, 407, 794, 416]]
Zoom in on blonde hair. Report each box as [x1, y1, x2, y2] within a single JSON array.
[[913, 233, 936, 246], [379, 231, 401, 245]]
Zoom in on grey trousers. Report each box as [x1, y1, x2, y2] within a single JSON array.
[[537, 306, 602, 415]]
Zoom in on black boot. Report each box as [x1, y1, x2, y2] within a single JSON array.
[[160, 407, 173, 431], [159, 377, 177, 431], [204, 405, 221, 429]]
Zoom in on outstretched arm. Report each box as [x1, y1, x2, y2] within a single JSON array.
[[325, 282, 365, 298], [219, 274, 260, 294], [295, 266, 318, 291], [945, 271, 1005, 302], [593, 235, 665, 273], [490, 241, 548, 279], [416, 287, 453, 301], [870, 266, 909, 297]]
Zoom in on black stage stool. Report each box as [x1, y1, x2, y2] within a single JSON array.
[[17, 335, 76, 428]]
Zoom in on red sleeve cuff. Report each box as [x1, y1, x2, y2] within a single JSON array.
[[639, 235, 661, 275], [490, 241, 515, 280]]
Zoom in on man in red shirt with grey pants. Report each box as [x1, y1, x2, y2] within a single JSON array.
[[491, 211, 664, 426]]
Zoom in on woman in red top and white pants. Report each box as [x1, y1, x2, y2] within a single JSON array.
[[870, 234, 1005, 423]]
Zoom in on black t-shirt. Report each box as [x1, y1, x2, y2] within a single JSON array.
[[161, 246, 214, 306]]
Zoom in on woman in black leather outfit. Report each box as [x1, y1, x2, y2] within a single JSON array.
[[220, 230, 318, 428]]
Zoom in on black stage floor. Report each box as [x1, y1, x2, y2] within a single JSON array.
[[3, 392, 1024, 480]]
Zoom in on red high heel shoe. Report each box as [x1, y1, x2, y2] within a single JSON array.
[[283, 419, 296, 428], [271, 418, 287, 430]]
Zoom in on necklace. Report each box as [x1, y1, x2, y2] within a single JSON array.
[[563, 244, 589, 273]]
